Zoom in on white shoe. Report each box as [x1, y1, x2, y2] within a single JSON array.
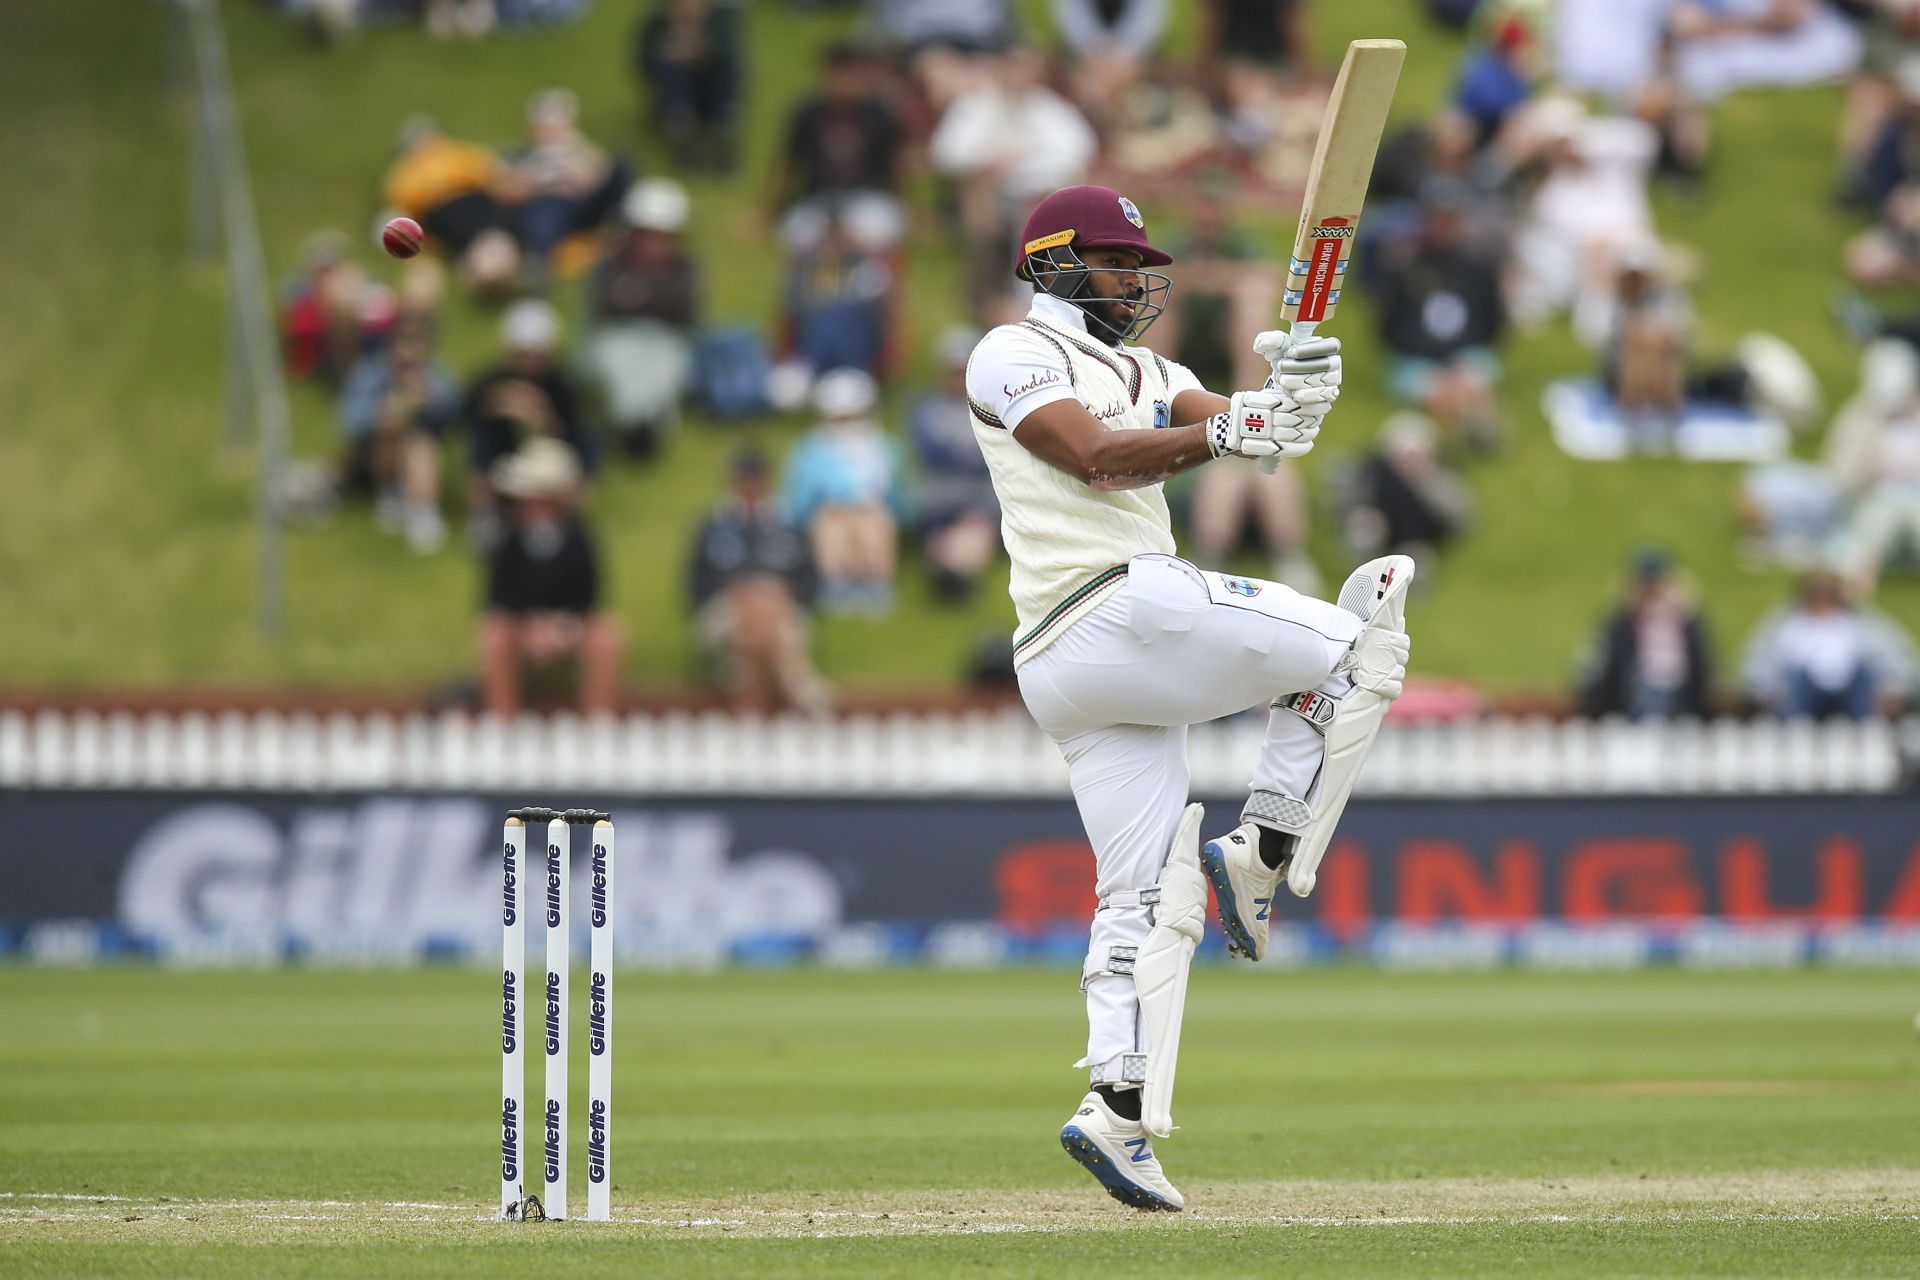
[[1200, 822, 1284, 960], [1059, 1091, 1185, 1212]]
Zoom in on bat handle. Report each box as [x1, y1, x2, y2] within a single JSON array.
[[1258, 321, 1320, 474]]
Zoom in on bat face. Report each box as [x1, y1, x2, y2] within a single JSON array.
[[1283, 39, 1407, 331]]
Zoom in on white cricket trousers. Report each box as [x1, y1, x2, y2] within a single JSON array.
[[1015, 554, 1364, 1086]]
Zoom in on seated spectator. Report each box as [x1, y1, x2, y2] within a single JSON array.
[[463, 300, 596, 540], [930, 47, 1097, 307], [1741, 570, 1918, 719], [1669, 0, 1862, 102], [584, 179, 701, 458], [1825, 338, 1920, 589], [773, 43, 907, 215], [280, 232, 396, 388], [908, 328, 1000, 600], [338, 319, 459, 553], [424, 0, 495, 38], [689, 449, 830, 714], [1589, 248, 1817, 445], [1154, 179, 1279, 392], [778, 195, 904, 385], [1506, 97, 1660, 329], [1052, 0, 1169, 124], [780, 370, 909, 614], [1200, 0, 1310, 73], [1450, 6, 1547, 148], [382, 116, 520, 295], [1376, 178, 1507, 453], [1341, 413, 1472, 565], [1837, 5, 1920, 207], [479, 439, 624, 717], [1551, 0, 1712, 190], [874, 0, 1014, 54], [507, 89, 629, 276], [1845, 67, 1920, 286], [635, 0, 743, 170], [1188, 459, 1317, 593], [1577, 550, 1715, 719]]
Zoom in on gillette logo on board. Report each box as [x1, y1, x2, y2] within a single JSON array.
[[590, 844, 609, 927], [589, 971, 609, 1055], [586, 1100, 608, 1183], [501, 1098, 520, 1181], [545, 971, 562, 1054], [546, 846, 563, 927], [544, 1099, 562, 1181], [502, 845, 517, 925], [501, 970, 518, 1052]]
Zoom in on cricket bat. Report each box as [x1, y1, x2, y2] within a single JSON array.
[[1261, 38, 1406, 473]]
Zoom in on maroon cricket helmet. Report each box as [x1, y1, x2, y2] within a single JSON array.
[[1014, 185, 1174, 279]]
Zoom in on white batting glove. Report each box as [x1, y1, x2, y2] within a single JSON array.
[[1253, 331, 1343, 405], [1206, 389, 1325, 461]]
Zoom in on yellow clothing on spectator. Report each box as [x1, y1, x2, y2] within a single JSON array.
[[384, 139, 501, 217]]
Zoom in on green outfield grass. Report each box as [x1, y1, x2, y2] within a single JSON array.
[[6, 1, 1920, 693], [2, 966, 1916, 1276]]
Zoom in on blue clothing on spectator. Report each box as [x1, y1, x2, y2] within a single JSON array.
[[338, 352, 460, 440], [1453, 48, 1530, 143], [779, 425, 909, 527]]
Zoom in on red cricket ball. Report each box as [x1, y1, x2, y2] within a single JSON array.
[[381, 216, 424, 260]]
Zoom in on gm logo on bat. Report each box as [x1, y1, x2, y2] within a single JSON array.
[[1311, 224, 1356, 239]]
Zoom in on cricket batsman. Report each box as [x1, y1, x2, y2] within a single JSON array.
[[967, 186, 1413, 1211]]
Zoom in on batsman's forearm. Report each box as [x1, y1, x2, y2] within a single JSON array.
[[1085, 423, 1213, 491]]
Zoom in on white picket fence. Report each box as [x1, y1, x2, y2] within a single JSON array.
[[0, 709, 1907, 796]]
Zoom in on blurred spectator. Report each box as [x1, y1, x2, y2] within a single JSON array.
[[689, 449, 830, 714], [338, 319, 458, 554], [507, 89, 629, 276], [1376, 178, 1507, 453], [480, 439, 624, 717], [1826, 338, 1920, 589], [1450, 6, 1547, 148], [908, 328, 1001, 600], [1741, 570, 1918, 718], [1844, 66, 1920, 285], [780, 370, 909, 614], [774, 43, 907, 213], [1190, 461, 1318, 593], [425, 0, 495, 38], [1051, 0, 1169, 123], [930, 47, 1097, 306], [1669, 0, 1862, 102], [382, 116, 520, 295], [463, 300, 596, 538], [637, 0, 743, 169], [584, 179, 701, 458], [1837, 4, 1920, 205], [1341, 413, 1472, 565], [873, 0, 1014, 52], [1153, 178, 1278, 392], [1200, 0, 1310, 72], [1595, 245, 1698, 439], [1507, 98, 1660, 329], [280, 232, 396, 388], [1577, 550, 1716, 719], [778, 196, 903, 384]]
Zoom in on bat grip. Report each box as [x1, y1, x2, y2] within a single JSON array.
[[1258, 321, 1319, 475]]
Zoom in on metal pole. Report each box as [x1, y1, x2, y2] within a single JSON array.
[[185, 0, 291, 638]]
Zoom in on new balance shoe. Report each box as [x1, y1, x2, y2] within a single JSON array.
[[1200, 822, 1284, 960], [1059, 1090, 1185, 1212]]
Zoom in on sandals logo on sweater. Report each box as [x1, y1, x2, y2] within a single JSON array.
[[1222, 577, 1262, 598]]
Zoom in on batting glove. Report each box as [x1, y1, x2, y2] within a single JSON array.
[[1206, 389, 1325, 461], [1252, 331, 1343, 405]]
